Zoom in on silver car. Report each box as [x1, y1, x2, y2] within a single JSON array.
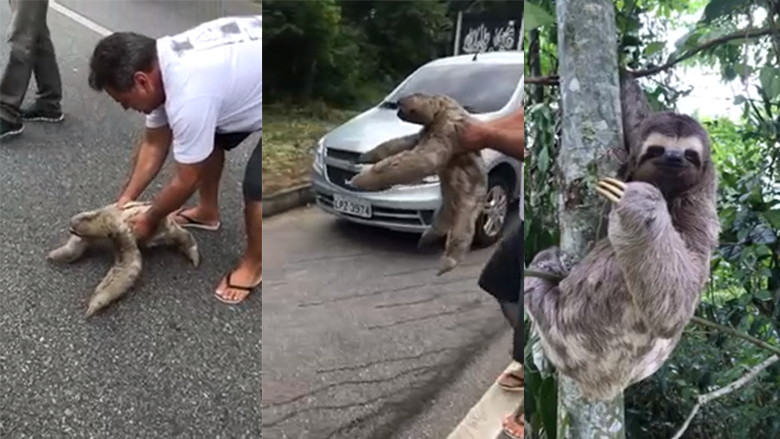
[[310, 51, 524, 247]]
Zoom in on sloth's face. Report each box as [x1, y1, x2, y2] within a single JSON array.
[[69, 209, 116, 238], [397, 93, 443, 126], [631, 133, 708, 196]]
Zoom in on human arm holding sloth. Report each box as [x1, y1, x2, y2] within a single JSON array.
[[460, 107, 527, 161]]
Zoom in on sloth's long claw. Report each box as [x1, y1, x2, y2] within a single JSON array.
[[596, 177, 625, 204]]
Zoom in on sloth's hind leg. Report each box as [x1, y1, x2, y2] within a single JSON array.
[[436, 196, 481, 276], [419, 179, 455, 248], [48, 235, 92, 264], [524, 247, 567, 303], [171, 228, 200, 267], [86, 249, 143, 317]]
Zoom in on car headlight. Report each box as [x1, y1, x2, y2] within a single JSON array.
[[312, 138, 326, 171]]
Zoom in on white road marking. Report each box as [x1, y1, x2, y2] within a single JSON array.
[[50, 0, 113, 36], [446, 362, 523, 439]]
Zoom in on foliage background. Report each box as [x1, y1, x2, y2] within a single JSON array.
[[523, 1, 780, 438]]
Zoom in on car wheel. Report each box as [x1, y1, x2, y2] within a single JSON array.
[[473, 172, 512, 248]]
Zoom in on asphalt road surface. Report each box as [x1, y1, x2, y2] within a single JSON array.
[[263, 207, 516, 439], [0, 2, 262, 439]]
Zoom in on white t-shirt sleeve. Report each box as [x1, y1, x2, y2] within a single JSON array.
[[168, 96, 220, 164], [145, 106, 169, 129]]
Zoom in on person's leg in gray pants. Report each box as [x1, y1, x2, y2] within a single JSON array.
[[0, 0, 64, 139]]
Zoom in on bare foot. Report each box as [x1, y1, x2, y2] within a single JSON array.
[[502, 413, 524, 439], [498, 369, 524, 392], [173, 206, 221, 230], [215, 261, 262, 304]]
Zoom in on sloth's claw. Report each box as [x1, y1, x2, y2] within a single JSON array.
[[596, 177, 626, 204]]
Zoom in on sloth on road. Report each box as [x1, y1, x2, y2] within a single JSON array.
[[48, 201, 200, 317]]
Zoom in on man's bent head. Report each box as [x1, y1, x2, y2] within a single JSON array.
[[88, 32, 165, 114]]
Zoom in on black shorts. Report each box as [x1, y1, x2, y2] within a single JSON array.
[[243, 136, 262, 202], [478, 222, 523, 304], [215, 131, 253, 151], [478, 221, 524, 363], [213, 131, 262, 202]]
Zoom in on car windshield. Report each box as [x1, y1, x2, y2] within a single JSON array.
[[382, 62, 522, 114]]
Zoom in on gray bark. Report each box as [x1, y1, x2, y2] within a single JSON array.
[[554, 0, 626, 438]]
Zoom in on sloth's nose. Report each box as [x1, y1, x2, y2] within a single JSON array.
[[663, 150, 684, 165]]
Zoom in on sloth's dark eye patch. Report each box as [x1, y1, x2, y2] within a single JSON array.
[[639, 146, 665, 163], [684, 150, 700, 165]]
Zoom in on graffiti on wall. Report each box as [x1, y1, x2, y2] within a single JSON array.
[[456, 14, 520, 55]]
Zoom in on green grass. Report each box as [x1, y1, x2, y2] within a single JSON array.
[[262, 103, 358, 195]]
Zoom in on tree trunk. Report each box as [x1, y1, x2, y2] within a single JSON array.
[[555, 0, 626, 438]]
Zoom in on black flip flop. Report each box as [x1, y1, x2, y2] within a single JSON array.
[[215, 273, 262, 305], [174, 208, 221, 231]]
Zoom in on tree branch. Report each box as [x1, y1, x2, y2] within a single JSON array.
[[690, 316, 780, 357], [669, 354, 779, 439], [524, 27, 774, 86]]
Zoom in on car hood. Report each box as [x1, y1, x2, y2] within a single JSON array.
[[322, 107, 419, 153], [322, 106, 493, 153]]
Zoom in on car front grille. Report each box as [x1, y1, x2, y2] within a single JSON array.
[[320, 147, 436, 227], [325, 148, 371, 192]]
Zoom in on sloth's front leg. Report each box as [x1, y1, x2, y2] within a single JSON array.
[[597, 177, 696, 338], [47, 235, 93, 264], [595, 177, 625, 204], [357, 134, 420, 164], [348, 146, 450, 191]]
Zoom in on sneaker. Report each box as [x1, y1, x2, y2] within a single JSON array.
[[0, 119, 24, 140], [21, 105, 64, 123]]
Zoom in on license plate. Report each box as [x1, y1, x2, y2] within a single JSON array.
[[333, 194, 372, 218]]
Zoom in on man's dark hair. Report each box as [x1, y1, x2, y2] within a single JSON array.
[[88, 32, 158, 93]]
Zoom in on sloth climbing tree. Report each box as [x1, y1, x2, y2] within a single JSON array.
[[529, 1, 628, 437], [524, 0, 780, 438]]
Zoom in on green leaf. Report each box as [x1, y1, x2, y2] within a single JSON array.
[[538, 376, 558, 438], [759, 66, 780, 100], [524, 2, 555, 33], [761, 210, 780, 229], [644, 41, 666, 56], [701, 0, 751, 23]]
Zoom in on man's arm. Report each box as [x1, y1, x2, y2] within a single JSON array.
[[144, 97, 219, 224], [118, 125, 173, 204], [480, 107, 525, 160]]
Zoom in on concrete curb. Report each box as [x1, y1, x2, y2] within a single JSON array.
[[446, 362, 523, 439], [263, 184, 314, 218]]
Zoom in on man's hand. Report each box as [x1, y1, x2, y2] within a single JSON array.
[[460, 118, 490, 152], [117, 195, 135, 208], [128, 212, 159, 243]]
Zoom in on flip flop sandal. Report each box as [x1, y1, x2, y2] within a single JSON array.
[[498, 371, 524, 392], [502, 413, 525, 439], [174, 208, 221, 231], [215, 273, 262, 305]]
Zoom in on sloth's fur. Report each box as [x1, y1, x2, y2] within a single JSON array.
[[348, 93, 487, 275], [524, 72, 721, 401], [48, 201, 200, 317]]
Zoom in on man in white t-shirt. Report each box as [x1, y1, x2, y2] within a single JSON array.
[[87, 16, 263, 304]]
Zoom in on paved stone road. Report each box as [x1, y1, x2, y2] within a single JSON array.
[[0, 2, 262, 438], [263, 207, 516, 439]]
